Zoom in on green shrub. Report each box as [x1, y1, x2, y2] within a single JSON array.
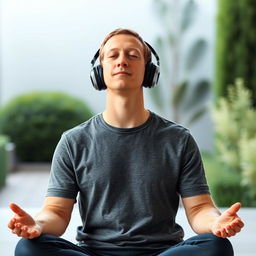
[[211, 179, 253, 207], [0, 135, 9, 187], [203, 152, 253, 207], [209, 169, 252, 207], [0, 92, 94, 162], [211, 79, 256, 205]]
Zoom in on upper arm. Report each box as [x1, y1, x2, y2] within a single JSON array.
[[178, 133, 209, 198], [42, 196, 75, 224]]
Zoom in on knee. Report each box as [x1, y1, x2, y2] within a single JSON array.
[[15, 235, 52, 256], [15, 238, 35, 256], [207, 234, 234, 256]]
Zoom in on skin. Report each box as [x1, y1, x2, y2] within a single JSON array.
[[101, 34, 150, 128], [8, 197, 75, 239], [8, 34, 244, 240]]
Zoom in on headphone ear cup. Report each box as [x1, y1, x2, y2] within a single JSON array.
[[90, 65, 107, 91], [142, 62, 160, 88]]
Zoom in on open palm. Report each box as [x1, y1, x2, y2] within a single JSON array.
[[8, 203, 42, 239], [212, 202, 244, 238]]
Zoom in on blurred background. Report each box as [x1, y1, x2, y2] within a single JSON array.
[[0, 0, 256, 255], [0, 0, 256, 221]]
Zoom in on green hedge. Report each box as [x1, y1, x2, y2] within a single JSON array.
[[208, 170, 252, 207], [0, 135, 9, 187], [0, 92, 94, 162], [202, 153, 255, 207]]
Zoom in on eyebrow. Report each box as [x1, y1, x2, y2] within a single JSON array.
[[106, 47, 142, 54]]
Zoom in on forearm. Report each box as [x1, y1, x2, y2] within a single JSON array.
[[182, 194, 221, 234], [34, 207, 70, 237], [188, 206, 221, 234]]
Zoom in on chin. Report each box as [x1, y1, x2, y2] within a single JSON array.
[[106, 81, 142, 91], [108, 83, 130, 90]]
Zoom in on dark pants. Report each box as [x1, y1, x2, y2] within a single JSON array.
[[15, 233, 233, 256]]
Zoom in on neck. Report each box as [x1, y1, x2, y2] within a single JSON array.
[[103, 88, 149, 128]]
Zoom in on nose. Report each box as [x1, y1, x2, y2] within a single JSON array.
[[117, 53, 128, 67]]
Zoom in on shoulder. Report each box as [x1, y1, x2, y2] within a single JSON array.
[[151, 112, 190, 137], [62, 114, 100, 138], [150, 112, 197, 153], [54, 114, 102, 151]]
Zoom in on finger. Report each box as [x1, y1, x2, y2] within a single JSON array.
[[9, 203, 27, 217], [20, 227, 35, 239], [225, 226, 236, 236], [220, 228, 229, 238], [20, 227, 28, 238], [225, 202, 241, 216], [21, 225, 40, 237], [7, 218, 16, 229], [13, 222, 23, 236], [20, 227, 40, 239], [213, 230, 222, 237], [13, 225, 30, 238], [230, 219, 244, 230], [237, 220, 244, 228], [228, 221, 241, 232], [233, 226, 242, 233], [12, 226, 22, 237], [14, 223, 22, 229], [28, 229, 40, 239]]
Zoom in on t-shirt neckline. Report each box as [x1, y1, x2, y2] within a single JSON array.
[[98, 111, 154, 134]]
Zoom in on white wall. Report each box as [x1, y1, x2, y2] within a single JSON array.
[[0, 0, 217, 151], [0, 0, 159, 108]]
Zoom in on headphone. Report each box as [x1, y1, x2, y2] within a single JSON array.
[[90, 42, 160, 90]]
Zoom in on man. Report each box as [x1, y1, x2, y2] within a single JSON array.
[[8, 28, 244, 256]]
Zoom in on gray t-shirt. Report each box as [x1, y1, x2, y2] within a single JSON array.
[[47, 111, 209, 250]]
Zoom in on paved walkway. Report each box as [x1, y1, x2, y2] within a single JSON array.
[[0, 167, 255, 256]]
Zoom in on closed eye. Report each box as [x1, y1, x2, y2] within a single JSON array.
[[129, 54, 138, 58], [108, 55, 117, 58]]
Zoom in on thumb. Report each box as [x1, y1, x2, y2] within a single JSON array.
[[225, 202, 241, 215], [9, 203, 27, 217]]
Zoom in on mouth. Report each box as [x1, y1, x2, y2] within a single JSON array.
[[113, 71, 132, 76]]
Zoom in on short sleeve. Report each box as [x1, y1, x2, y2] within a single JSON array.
[[178, 133, 210, 198], [46, 134, 79, 199]]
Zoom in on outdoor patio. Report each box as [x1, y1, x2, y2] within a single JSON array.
[[0, 167, 255, 256]]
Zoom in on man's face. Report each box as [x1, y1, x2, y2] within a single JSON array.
[[101, 34, 146, 91]]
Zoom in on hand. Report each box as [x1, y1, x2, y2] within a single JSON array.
[[211, 202, 244, 238], [8, 203, 42, 239]]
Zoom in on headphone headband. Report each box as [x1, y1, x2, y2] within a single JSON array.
[[91, 49, 100, 67], [144, 42, 160, 66]]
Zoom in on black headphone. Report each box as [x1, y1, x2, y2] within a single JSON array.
[[90, 42, 160, 90]]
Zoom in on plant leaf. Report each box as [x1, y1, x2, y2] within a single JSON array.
[[182, 80, 211, 111], [153, 0, 169, 21], [172, 80, 188, 109], [187, 107, 207, 125], [186, 38, 207, 71], [181, 0, 197, 32]]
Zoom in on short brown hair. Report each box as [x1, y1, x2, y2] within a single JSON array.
[[99, 28, 152, 64]]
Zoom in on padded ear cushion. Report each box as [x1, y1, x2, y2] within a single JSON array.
[[90, 65, 107, 91], [142, 62, 160, 88]]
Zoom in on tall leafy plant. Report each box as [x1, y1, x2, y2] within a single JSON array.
[[215, 0, 256, 106], [212, 79, 256, 199], [151, 0, 210, 124]]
